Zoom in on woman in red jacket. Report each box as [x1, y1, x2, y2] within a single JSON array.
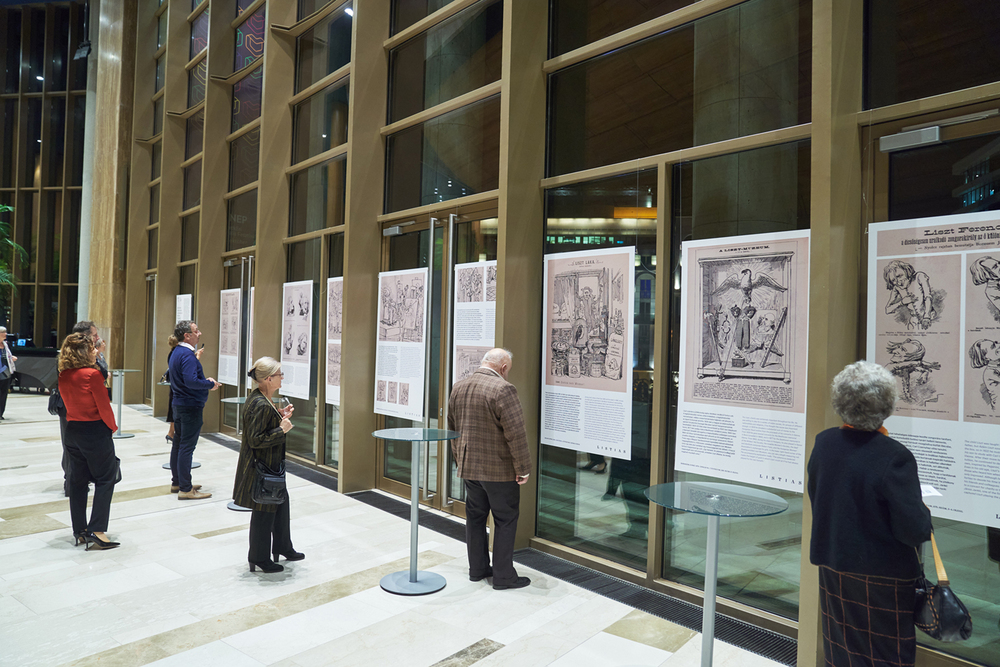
[[58, 332, 120, 550]]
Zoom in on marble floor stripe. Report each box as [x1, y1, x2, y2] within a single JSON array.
[[0, 486, 173, 521], [0, 514, 66, 539], [430, 638, 504, 667], [65, 551, 455, 667], [192, 525, 246, 540], [603, 609, 697, 654]]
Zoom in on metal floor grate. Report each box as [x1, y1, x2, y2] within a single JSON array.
[[349, 490, 797, 666]]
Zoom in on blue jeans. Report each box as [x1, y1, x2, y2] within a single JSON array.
[[171, 405, 203, 492]]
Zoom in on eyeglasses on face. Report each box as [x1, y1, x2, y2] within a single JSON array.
[[269, 372, 284, 379]]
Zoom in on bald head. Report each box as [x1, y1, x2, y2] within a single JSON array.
[[481, 348, 513, 380]]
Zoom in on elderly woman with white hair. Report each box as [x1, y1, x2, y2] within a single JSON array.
[[232, 356, 303, 574], [808, 360, 933, 667]]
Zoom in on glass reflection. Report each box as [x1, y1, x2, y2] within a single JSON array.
[[289, 157, 347, 236], [295, 10, 352, 93], [292, 80, 349, 164], [234, 6, 266, 71], [232, 67, 263, 132], [537, 170, 658, 569], [229, 128, 260, 191]]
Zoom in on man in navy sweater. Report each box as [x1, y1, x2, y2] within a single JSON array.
[[168, 320, 220, 499]]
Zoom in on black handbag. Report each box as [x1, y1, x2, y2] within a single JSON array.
[[251, 458, 287, 505], [914, 533, 973, 642], [47, 386, 64, 415]]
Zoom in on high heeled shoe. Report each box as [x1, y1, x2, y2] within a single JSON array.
[[73, 532, 87, 546], [273, 550, 305, 562], [249, 560, 284, 573], [83, 531, 120, 551]]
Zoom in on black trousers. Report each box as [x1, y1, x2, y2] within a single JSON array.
[[248, 496, 293, 562], [64, 419, 117, 534], [0, 375, 10, 418], [464, 479, 520, 584]]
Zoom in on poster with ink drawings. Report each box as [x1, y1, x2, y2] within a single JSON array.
[[452, 261, 496, 384], [175, 294, 192, 322], [868, 211, 1000, 528], [374, 267, 428, 421], [217, 288, 242, 386], [676, 230, 810, 493], [540, 247, 634, 459], [325, 277, 343, 406], [280, 280, 313, 399]]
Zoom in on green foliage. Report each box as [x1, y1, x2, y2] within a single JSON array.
[[0, 205, 27, 302]]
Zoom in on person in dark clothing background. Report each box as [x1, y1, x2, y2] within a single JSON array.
[[808, 360, 933, 667], [0, 326, 17, 420], [167, 320, 220, 499]]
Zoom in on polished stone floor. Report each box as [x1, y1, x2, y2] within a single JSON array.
[[0, 393, 786, 667]]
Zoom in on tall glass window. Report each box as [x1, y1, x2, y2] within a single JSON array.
[[232, 67, 263, 132], [549, 0, 694, 58], [186, 110, 205, 159], [391, 0, 451, 36], [151, 141, 162, 181], [68, 96, 85, 185], [190, 8, 210, 59], [148, 228, 159, 270], [45, 98, 66, 186], [25, 8, 44, 92], [295, 10, 352, 93], [865, 0, 1000, 109], [188, 59, 208, 107], [285, 239, 323, 461], [538, 169, 658, 570], [666, 140, 810, 620], [234, 6, 266, 71], [547, 0, 811, 176], [157, 11, 168, 50], [292, 80, 349, 164], [229, 128, 260, 191], [24, 99, 42, 187], [388, 0, 502, 123], [50, 6, 70, 92], [153, 97, 164, 136], [150, 183, 160, 224], [181, 213, 200, 261], [227, 190, 257, 250], [385, 95, 501, 213], [183, 161, 202, 211], [3, 10, 21, 94], [155, 57, 165, 93], [1, 100, 17, 186], [289, 157, 347, 236]]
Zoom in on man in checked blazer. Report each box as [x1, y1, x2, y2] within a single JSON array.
[[447, 348, 532, 590]]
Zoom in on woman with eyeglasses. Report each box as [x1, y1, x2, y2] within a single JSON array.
[[232, 357, 302, 573]]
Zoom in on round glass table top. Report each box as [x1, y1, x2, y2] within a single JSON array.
[[109, 369, 141, 373], [372, 428, 460, 442], [644, 482, 788, 518]]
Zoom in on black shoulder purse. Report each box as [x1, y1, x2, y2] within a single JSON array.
[[914, 533, 973, 642], [250, 397, 287, 505]]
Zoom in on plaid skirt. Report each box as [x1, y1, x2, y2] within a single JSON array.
[[818, 566, 918, 667]]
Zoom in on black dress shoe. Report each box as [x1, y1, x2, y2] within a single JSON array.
[[273, 550, 305, 562], [470, 568, 493, 582], [83, 531, 120, 551], [249, 560, 284, 573], [493, 576, 530, 590]]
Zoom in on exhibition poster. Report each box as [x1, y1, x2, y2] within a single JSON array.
[[217, 288, 242, 386], [280, 280, 313, 400], [326, 277, 343, 406], [246, 287, 255, 390], [175, 294, 192, 322], [452, 261, 497, 384], [540, 247, 635, 459], [374, 267, 428, 421], [676, 230, 810, 492], [868, 211, 1000, 529]]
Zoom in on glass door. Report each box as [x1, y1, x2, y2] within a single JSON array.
[[377, 206, 498, 516], [220, 255, 254, 433]]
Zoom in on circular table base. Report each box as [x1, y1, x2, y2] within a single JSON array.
[[227, 501, 252, 512], [113, 433, 135, 439], [162, 462, 201, 470], [380, 570, 446, 596]]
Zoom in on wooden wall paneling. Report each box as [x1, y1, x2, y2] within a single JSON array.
[[125, 0, 165, 405], [798, 0, 865, 664], [339, 0, 391, 493], [254, 0, 296, 372], [495, 0, 548, 547]]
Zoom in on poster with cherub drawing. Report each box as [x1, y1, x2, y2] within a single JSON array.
[[869, 211, 1000, 529], [676, 230, 810, 493], [280, 280, 313, 399], [540, 246, 634, 458]]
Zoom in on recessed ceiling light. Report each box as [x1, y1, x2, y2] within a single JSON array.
[[36, 75, 44, 81], [344, 7, 354, 17]]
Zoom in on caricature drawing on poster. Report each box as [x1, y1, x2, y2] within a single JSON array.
[[217, 288, 242, 386], [280, 280, 312, 399], [869, 211, 1000, 530], [452, 261, 496, 385], [540, 247, 634, 459], [676, 230, 810, 493], [325, 277, 343, 406], [374, 267, 428, 421]]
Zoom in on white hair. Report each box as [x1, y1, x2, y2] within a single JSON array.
[[830, 361, 897, 431], [481, 348, 512, 367]]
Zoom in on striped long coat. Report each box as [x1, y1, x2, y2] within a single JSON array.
[[232, 388, 286, 513]]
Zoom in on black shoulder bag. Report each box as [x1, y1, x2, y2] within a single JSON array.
[[250, 398, 287, 505], [914, 533, 973, 642]]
